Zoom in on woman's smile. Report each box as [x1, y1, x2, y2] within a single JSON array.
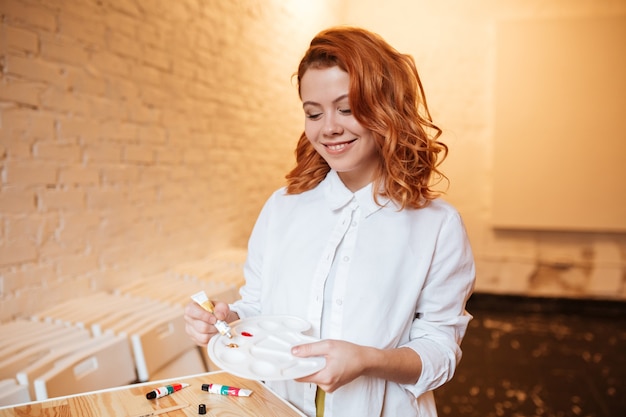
[[324, 138, 357, 153]]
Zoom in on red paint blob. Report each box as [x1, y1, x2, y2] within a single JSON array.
[[241, 331, 253, 337]]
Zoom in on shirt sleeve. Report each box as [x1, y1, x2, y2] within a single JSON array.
[[401, 208, 476, 398]]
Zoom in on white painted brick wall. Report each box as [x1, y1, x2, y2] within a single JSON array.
[[0, 0, 340, 320]]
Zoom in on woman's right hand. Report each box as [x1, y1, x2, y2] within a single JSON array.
[[183, 300, 239, 346]]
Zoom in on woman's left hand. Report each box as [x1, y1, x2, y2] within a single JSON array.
[[291, 339, 373, 393]]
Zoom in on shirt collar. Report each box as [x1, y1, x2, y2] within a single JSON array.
[[322, 170, 389, 217]]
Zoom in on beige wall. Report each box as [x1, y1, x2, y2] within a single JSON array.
[[341, 0, 626, 300], [1, 0, 624, 321]]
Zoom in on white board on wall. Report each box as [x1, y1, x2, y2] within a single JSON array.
[[492, 16, 626, 232]]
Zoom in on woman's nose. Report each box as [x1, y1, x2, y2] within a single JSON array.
[[323, 115, 343, 136]]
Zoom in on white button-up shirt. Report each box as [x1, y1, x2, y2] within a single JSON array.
[[231, 170, 475, 417]]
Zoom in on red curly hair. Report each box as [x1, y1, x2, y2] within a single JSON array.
[[285, 26, 448, 210]]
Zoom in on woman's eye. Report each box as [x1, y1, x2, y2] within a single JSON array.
[[339, 108, 352, 115], [306, 113, 322, 120]]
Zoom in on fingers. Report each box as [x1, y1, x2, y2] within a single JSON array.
[[183, 301, 221, 346], [291, 340, 328, 358], [184, 322, 212, 346], [212, 301, 231, 322], [292, 341, 334, 390], [292, 340, 365, 393], [293, 367, 338, 393], [184, 301, 213, 322]]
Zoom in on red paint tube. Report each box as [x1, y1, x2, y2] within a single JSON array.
[[145, 383, 189, 399]]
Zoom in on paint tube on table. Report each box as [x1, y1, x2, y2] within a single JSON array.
[[201, 383, 252, 397], [145, 383, 189, 399]]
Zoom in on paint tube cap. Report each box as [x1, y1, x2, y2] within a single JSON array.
[[198, 403, 207, 414]]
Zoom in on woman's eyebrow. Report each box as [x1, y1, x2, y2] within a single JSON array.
[[302, 94, 349, 108]]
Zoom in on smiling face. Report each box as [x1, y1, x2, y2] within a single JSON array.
[[300, 66, 380, 192]]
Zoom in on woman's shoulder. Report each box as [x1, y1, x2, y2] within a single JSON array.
[[402, 197, 464, 224], [397, 196, 458, 213], [425, 197, 460, 214]]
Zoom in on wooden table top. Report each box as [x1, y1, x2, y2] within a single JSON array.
[[0, 371, 305, 417]]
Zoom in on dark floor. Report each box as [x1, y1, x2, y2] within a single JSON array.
[[434, 293, 626, 417]]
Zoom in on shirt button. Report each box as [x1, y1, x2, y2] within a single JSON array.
[[351, 221, 357, 227], [343, 256, 349, 262], [336, 299, 343, 306]]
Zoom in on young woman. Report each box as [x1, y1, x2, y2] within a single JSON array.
[[184, 26, 475, 417]]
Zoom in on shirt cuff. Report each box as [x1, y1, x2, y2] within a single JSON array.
[[401, 339, 459, 398]]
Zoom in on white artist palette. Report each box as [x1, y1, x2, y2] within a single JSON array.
[[207, 315, 326, 381]]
